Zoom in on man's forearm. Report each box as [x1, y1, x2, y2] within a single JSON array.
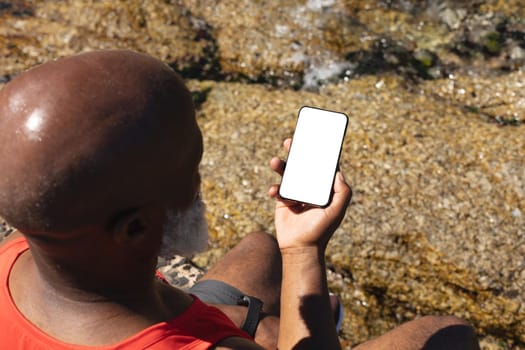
[[278, 246, 341, 350]]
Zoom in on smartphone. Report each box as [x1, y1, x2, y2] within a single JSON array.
[[279, 106, 348, 207]]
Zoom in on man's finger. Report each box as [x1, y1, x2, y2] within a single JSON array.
[[283, 138, 292, 152], [328, 171, 352, 216], [268, 184, 280, 198], [270, 157, 285, 176]]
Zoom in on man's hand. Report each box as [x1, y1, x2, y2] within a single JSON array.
[[268, 138, 352, 251]]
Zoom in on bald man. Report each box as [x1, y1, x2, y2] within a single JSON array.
[[0, 50, 479, 350]]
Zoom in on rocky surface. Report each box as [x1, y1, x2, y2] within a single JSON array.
[[1, 1, 524, 349], [191, 76, 524, 348]]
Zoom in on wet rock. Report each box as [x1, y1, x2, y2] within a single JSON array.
[[342, 1, 454, 64], [179, 0, 525, 87], [182, 0, 364, 87], [440, 7, 468, 30], [345, 38, 445, 80], [510, 46, 525, 60], [0, 0, 211, 78], [449, 12, 506, 58], [0, 0, 33, 17], [444, 11, 525, 75]]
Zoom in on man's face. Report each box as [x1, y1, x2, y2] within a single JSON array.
[[159, 194, 209, 259]]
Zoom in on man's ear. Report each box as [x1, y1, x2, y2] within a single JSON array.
[[111, 208, 148, 245]]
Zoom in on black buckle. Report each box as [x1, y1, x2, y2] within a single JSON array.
[[237, 295, 264, 337]]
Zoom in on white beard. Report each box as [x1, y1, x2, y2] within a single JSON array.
[[159, 197, 209, 258]]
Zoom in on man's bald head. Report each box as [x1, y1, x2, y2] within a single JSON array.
[[0, 50, 202, 233]]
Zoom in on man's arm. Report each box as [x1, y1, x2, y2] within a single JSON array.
[[269, 138, 352, 350], [279, 246, 340, 349]]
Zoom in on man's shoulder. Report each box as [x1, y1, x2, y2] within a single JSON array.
[[0, 230, 23, 249]]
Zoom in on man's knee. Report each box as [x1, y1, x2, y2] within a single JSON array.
[[354, 315, 480, 350], [240, 231, 279, 252], [420, 315, 480, 350]]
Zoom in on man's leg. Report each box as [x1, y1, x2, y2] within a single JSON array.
[[197, 231, 282, 315], [353, 315, 480, 350]]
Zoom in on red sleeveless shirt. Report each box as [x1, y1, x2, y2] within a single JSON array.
[[0, 238, 252, 349]]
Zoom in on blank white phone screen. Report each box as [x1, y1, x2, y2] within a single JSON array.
[[279, 106, 348, 207]]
